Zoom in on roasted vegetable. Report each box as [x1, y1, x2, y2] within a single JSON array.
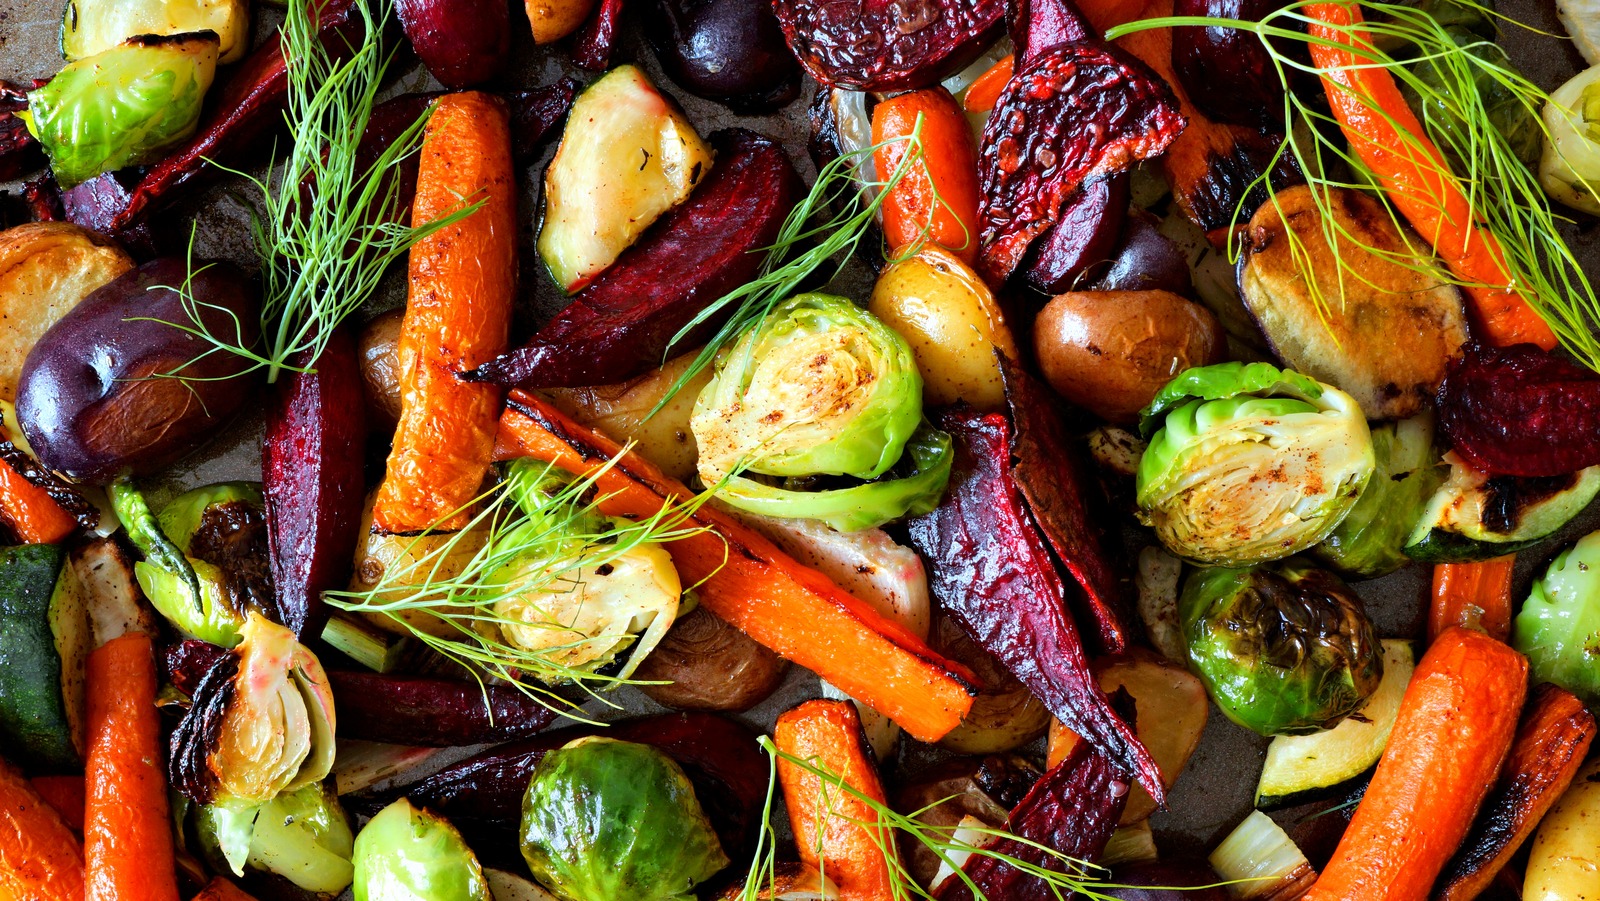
[[644, 0, 799, 110], [1238, 185, 1469, 421], [894, 755, 1040, 888], [1513, 529, 1600, 706], [1034, 291, 1225, 425], [1095, 653, 1209, 823], [521, 737, 728, 901], [1438, 342, 1600, 478], [0, 223, 131, 403], [873, 87, 982, 263], [61, 0, 250, 63], [1086, 213, 1195, 296], [1021, 175, 1130, 297], [1137, 362, 1375, 566], [538, 66, 713, 293], [1209, 811, 1318, 901], [1404, 19, 1543, 173], [542, 352, 711, 485], [327, 671, 558, 747], [1314, 416, 1442, 578], [1405, 456, 1600, 563], [194, 783, 355, 897], [396, 0, 509, 88], [1181, 561, 1384, 736], [634, 605, 790, 711], [1102, 861, 1230, 901], [23, 33, 220, 188], [0, 544, 87, 772], [355, 799, 489, 901], [346, 490, 487, 641], [930, 615, 1051, 755], [0, 758, 83, 901], [1523, 755, 1600, 901], [772, 0, 1004, 91], [17, 258, 261, 484], [525, 0, 595, 43], [1540, 63, 1600, 214], [1171, 0, 1286, 129], [358, 309, 405, 429]]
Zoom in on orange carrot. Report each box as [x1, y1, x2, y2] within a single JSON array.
[[373, 91, 516, 533], [192, 877, 260, 901], [83, 633, 179, 901], [774, 700, 897, 901], [494, 391, 977, 742], [962, 55, 1014, 113], [1304, 2, 1556, 350], [872, 88, 982, 264], [1429, 556, 1516, 643], [29, 775, 85, 832], [0, 454, 76, 544], [0, 757, 83, 901], [1304, 627, 1528, 901]]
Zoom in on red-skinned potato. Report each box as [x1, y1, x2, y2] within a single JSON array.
[[16, 258, 261, 484], [396, 0, 511, 88], [1033, 290, 1223, 423]]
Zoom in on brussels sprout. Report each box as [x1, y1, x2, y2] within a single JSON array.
[[520, 737, 729, 901], [62, 0, 251, 63], [1314, 415, 1444, 578], [692, 293, 923, 485], [354, 799, 489, 901], [21, 33, 220, 188], [1541, 63, 1600, 214], [1137, 362, 1375, 566], [1512, 530, 1600, 706], [713, 422, 954, 531], [194, 783, 355, 896], [1180, 561, 1385, 736]]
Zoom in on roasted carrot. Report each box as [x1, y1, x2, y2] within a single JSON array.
[[1304, 627, 1527, 901], [962, 55, 1014, 113], [775, 700, 897, 901], [0, 757, 83, 901], [1429, 556, 1516, 643], [1304, 2, 1557, 350], [191, 877, 260, 901], [494, 391, 978, 742], [0, 455, 76, 544], [83, 633, 179, 901], [29, 775, 85, 832], [1436, 683, 1596, 901], [373, 91, 516, 533], [873, 88, 982, 264]]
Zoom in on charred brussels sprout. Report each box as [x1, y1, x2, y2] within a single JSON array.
[[1513, 530, 1600, 706], [22, 32, 220, 188], [1180, 561, 1384, 736], [520, 737, 729, 901], [1137, 362, 1375, 566], [354, 799, 489, 901], [195, 783, 355, 897], [1314, 415, 1444, 578]]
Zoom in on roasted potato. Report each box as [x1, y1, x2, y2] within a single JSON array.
[[1524, 756, 1600, 901], [359, 308, 405, 429], [931, 611, 1050, 754], [634, 605, 789, 711], [0, 223, 133, 403], [1239, 185, 1470, 420], [541, 352, 711, 484], [1034, 290, 1224, 424], [348, 489, 487, 640]]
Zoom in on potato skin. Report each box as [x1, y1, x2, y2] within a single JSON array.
[[358, 308, 405, 429], [1033, 290, 1224, 424], [868, 245, 1019, 411], [16, 258, 260, 484], [0, 223, 133, 403], [541, 352, 710, 484]]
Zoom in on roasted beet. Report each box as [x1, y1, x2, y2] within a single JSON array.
[[1102, 861, 1231, 900], [465, 129, 801, 388], [1089, 212, 1193, 295], [1020, 175, 1129, 295], [0, 112, 42, 182], [935, 742, 1128, 901], [396, 0, 511, 88], [644, 0, 799, 111], [977, 44, 1184, 285], [1171, 0, 1286, 130], [167, 650, 240, 804], [572, 0, 626, 70], [509, 80, 579, 163], [908, 409, 1162, 799], [163, 639, 232, 696], [327, 671, 558, 746], [1437, 343, 1600, 478], [1011, 0, 1094, 63], [772, 0, 1006, 91]]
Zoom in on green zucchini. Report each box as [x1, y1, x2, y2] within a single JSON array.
[[1254, 639, 1414, 809], [0, 543, 90, 772], [1403, 460, 1600, 562]]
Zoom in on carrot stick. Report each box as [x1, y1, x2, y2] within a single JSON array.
[[494, 391, 977, 742], [1429, 556, 1516, 643], [774, 699, 898, 901], [873, 88, 982, 264], [29, 775, 85, 832], [373, 91, 516, 533], [192, 877, 260, 901], [1304, 2, 1557, 350], [962, 55, 1014, 113], [0, 757, 83, 901], [83, 633, 179, 901], [0, 455, 76, 544], [1304, 627, 1528, 901]]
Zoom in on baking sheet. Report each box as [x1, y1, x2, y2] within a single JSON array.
[[1, 0, 1597, 862]]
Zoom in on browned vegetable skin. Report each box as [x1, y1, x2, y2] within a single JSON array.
[[893, 755, 1043, 888], [540, 351, 713, 484], [358, 309, 405, 430], [931, 613, 1051, 755], [634, 605, 790, 711], [1434, 683, 1597, 901]]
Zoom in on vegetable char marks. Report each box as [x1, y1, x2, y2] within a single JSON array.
[[374, 92, 515, 532]]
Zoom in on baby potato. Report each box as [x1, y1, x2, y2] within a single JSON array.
[[1034, 290, 1223, 424], [525, 0, 596, 44], [359, 308, 405, 430], [1524, 756, 1600, 901], [868, 245, 1019, 411], [542, 352, 712, 484], [350, 489, 487, 640]]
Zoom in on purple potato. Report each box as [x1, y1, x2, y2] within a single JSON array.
[[396, 0, 511, 89], [644, 0, 800, 112], [17, 258, 261, 484], [1090, 212, 1194, 296]]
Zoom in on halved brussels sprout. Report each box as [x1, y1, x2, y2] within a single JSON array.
[[354, 799, 489, 901], [194, 783, 355, 897], [693, 293, 923, 485], [62, 0, 251, 63], [1313, 415, 1443, 578], [1181, 560, 1384, 736], [22, 32, 220, 188], [1137, 362, 1375, 566], [1512, 530, 1600, 706], [520, 737, 729, 901]]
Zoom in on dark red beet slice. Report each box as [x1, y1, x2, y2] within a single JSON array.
[[1171, 0, 1286, 130], [1001, 355, 1132, 654], [1020, 174, 1129, 295], [464, 128, 801, 388], [396, 0, 510, 89], [327, 670, 558, 746], [0, 112, 42, 182], [976, 43, 1184, 285], [1011, 0, 1094, 63], [772, 0, 1006, 91], [907, 409, 1163, 799], [509, 79, 579, 163], [935, 741, 1128, 901], [1437, 343, 1600, 478], [572, 0, 627, 70]]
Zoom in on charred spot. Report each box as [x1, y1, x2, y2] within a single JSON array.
[[1186, 131, 1303, 233], [1481, 472, 1579, 535], [0, 440, 99, 529], [972, 754, 1044, 809], [168, 651, 241, 805], [594, 562, 615, 577], [189, 500, 275, 621]]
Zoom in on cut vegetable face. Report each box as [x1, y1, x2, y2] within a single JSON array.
[[1437, 343, 1600, 478], [61, 0, 250, 63], [538, 66, 714, 293], [1513, 529, 1600, 706], [771, 0, 1004, 91]]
